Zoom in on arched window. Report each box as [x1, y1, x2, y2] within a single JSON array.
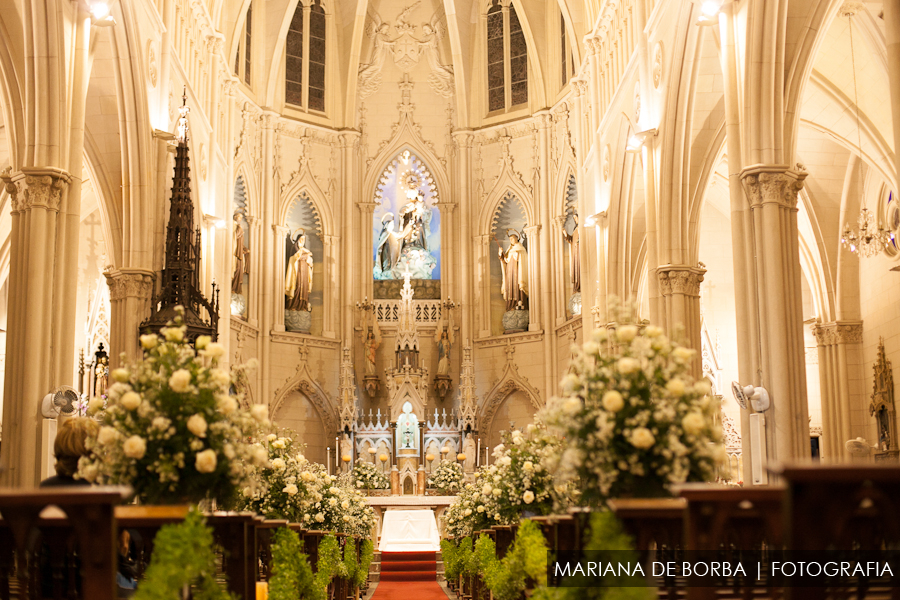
[[486, 1, 528, 113], [560, 11, 573, 88], [235, 2, 253, 86], [285, 1, 327, 112]]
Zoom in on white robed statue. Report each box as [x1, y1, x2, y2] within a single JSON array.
[[498, 229, 529, 310]]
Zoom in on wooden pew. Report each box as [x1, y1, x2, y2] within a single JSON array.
[[253, 518, 289, 582], [680, 484, 785, 600], [0, 487, 129, 600]]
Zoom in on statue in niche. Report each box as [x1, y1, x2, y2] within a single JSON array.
[[434, 318, 454, 377], [231, 212, 250, 294], [563, 214, 581, 293], [362, 319, 382, 377], [463, 433, 476, 473], [399, 189, 429, 253], [375, 213, 402, 274], [285, 228, 314, 312], [498, 229, 529, 310], [396, 401, 419, 451], [95, 355, 109, 396]]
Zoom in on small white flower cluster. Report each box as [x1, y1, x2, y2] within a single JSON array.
[[78, 308, 262, 505], [351, 459, 390, 490], [240, 435, 375, 536], [427, 460, 464, 494], [441, 423, 574, 538], [542, 304, 725, 505]]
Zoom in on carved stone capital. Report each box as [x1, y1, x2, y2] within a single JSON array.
[[811, 321, 863, 346], [2, 168, 72, 214], [656, 264, 706, 296], [740, 166, 807, 210], [104, 269, 155, 302], [452, 130, 475, 148]]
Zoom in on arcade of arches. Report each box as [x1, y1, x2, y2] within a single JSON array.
[[1, 0, 900, 488]]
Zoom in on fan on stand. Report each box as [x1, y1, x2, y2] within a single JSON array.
[[40, 385, 80, 479], [732, 381, 771, 485]]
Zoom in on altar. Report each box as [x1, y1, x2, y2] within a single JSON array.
[[368, 495, 457, 545]]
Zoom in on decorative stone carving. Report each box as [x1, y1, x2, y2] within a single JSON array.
[[1, 169, 71, 214], [231, 292, 247, 317], [633, 80, 641, 122], [740, 168, 807, 210], [657, 264, 706, 296], [502, 309, 529, 333], [338, 346, 359, 432], [602, 145, 610, 182], [652, 42, 663, 88], [148, 41, 158, 88], [284, 309, 311, 333], [103, 269, 155, 302], [869, 338, 898, 460], [811, 321, 863, 345]]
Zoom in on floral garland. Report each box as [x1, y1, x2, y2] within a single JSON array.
[[351, 459, 390, 490], [268, 530, 351, 600], [476, 520, 549, 600], [79, 308, 262, 505], [133, 510, 235, 600], [428, 460, 464, 494], [542, 302, 724, 505], [442, 423, 574, 537], [356, 539, 375, 589]]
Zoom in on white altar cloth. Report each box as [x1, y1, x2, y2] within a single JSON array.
[[378, 509, 441, 552]]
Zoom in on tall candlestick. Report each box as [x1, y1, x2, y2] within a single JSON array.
[[327, 447, 331, 473], [476, 439, 481, 467]]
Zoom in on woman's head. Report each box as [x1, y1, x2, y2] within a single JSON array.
[[54, 417, 99, 477]]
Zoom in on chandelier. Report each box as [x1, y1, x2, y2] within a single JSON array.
[[839, 2, 892, 258]]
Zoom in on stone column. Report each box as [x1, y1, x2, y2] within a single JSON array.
[[523, 224, 542, 331], [478, 234, 492, 337], [739, 166, 810, 464], [811, 321, 864, 462], [452, 131, 475, 342], [104, 269, 156, 363], [552, 215, 568, 324], [656, 264, 706, 379], [322, 234, 337, 338], [246, 215, 261, 328], [272, 225, 289, 332], [883, 0, 900, 189], [339, 132, 361, 342], [259, 113, 278, 406]]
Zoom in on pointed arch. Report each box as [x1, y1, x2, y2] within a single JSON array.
[[479, 166, 535, 236], [363, 140, 450, 213], [233, 159, 262, 219], [478, 353, 542, 436], [278, 165, 333, 235], [271, 361, 338, 433]]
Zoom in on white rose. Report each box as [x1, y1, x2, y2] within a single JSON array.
[[123, 435, 146, 459], [272, 458, 286, 470], [195, 335, 211, 350], [500, 456, 512, 467], [169, 369, 191, 393], [651, 336, 669, 350], [195, 449, 218, 473], [682, 412, 706, 436], [673, 346, 695, 361], [329, 497, 338, 507], [591, 328, 608, 344], [111, 368, 130, 383], [203, 343, 225, 360], [523, 461, 534, 472], [211, 369, 232, 388], [315, 513, 325, 523], [617, 325, 639, 342], [602, 390, 624, 412], [187, 414, 208, 438], [164, 327, 185, 342], [252, 445, 269, 466], [80, 463, 99, 482], [273, 439, 286, 449], [98, 426, 118, 446], [645, 326, 663, 338], [464, 509, 472, 516], [217, 394, 237, 415], [694, 379, 712, 396], [152, 416, 170, 430], [511, 430, 524, 445], [562, 373, 581, 394], [120, 391, 141, 411], [583, 341, 600, 355], [492, 488, 501, 497], [343, 516, 349, 522], [251, 404, 269, 423], [617, 357, 640, 375], [88, 396, 105, 414], [267, 433, 277, 442], [630, 427, 656, 449], [477, 505, 485, 513], [341, 500, 350, 509], [223, 444, 236, 459], [140, 334, 159, 349], [523, 491, 535, 504], [563, 397, 582, 415], [283, 483, 299, 496], [666, 379, 686, 397]]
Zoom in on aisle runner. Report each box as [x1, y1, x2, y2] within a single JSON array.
[[370, 552, 448, 600]]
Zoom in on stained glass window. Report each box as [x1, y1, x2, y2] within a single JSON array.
[[486, 1, 528, 114], [508, 6, 527, 106], [308, 3, 326, 111], [561, 14, 567, 88], [244, 3, 252, 86], [285, 6, 303, 107], [487, 4, 505, 112], [284, 1, 327, 112]]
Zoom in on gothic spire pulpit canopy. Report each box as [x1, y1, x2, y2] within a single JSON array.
[[141, 90, 220, 342]]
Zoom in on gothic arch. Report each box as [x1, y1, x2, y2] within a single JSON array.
[[478, 351, 541, 436], [279, 165, 333, 235], [234, 163, 262, 220], [271, 361, 338, 434], [364, 141, 450, 214], [479, 164, 535, 236]]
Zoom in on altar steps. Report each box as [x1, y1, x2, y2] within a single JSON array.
[[379, 551, 439, 582]]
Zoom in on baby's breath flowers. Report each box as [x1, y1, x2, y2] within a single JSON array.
[[78, 307, 260, 505], [541, 301, 724, 505]]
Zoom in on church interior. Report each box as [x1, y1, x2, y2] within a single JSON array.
[[0, 0, 900, 597]]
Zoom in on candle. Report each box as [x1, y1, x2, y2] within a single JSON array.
[[327, 447, 331, 473], [256, 582, 269, 600], [476, 439, 481, 467]]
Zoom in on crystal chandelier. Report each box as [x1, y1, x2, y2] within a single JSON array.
[[839, 2, 891, 258], [841, 208, 891, 257]]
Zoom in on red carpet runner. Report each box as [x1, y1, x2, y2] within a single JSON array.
[[371, 551, 448, 600]]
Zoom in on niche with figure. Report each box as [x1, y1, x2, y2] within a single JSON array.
[[562, 174, 581, 316], [372, 150, 442, 298], [231, 176, 251, 318], [490, 193, 529, 335], [283, 193, 323, 334]]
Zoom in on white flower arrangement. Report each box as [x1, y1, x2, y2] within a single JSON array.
[[351, 459, 390, 490], [78, 307, 261, 505], [542, 302, 724, 505], [427, 460, 464, 494]]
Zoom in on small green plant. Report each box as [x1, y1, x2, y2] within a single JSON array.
[[441, 539, 461, 581], [268, 528, 320, 600], [133, 510, 235, 600], [355, 539, 375, 589], [477, 520, 549, 600]]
